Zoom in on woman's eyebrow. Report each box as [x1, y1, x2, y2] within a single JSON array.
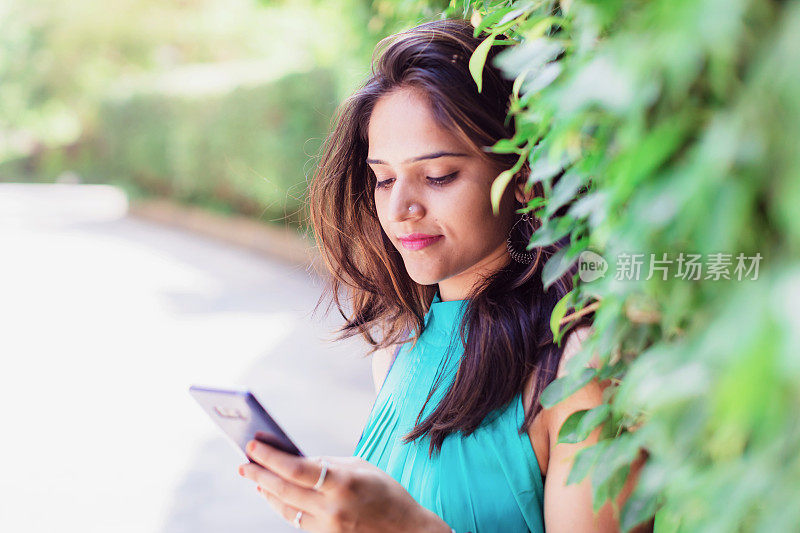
[[366, 151, 469, 165]]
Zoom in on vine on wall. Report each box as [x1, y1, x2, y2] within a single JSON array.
[[438, 0, 800, 531]]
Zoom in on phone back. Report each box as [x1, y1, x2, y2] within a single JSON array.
[[189, 385, 304, 458]]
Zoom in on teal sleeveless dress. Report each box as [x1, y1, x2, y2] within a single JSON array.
[[353, 290, 545, 533]]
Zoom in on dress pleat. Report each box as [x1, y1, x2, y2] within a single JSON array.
[[353, 290, 545, 533]]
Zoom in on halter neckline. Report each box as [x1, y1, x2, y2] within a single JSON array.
[[423, 288, 468, 333]]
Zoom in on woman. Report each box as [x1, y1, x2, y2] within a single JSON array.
[[238, 17, 650, 533]]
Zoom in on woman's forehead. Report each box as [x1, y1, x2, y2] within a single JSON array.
[[367, 91, 474, 165]]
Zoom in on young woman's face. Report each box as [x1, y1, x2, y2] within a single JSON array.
[[367, 87, 526, 300]]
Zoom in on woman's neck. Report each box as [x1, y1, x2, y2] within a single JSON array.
[[436, 243, 511, 301]]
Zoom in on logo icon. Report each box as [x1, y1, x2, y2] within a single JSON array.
[[578, 250, 608, 282]]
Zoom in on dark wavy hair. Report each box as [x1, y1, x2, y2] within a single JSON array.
[[308, 17, 592, 457]]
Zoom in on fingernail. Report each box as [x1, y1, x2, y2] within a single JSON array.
[[238, 466, 244, 476], [246, 441, 256, 453]]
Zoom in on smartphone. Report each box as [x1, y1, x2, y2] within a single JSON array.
[[189, 385, 305, 460]]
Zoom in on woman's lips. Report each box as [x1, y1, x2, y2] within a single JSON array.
[[398, 234, 443, 250]]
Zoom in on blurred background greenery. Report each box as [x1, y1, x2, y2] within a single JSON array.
[[0, 0, 447, 226]]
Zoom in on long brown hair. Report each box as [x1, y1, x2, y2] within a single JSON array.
[[308, 17, 591, 457]]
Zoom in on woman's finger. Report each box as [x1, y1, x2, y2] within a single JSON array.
[[246, 440, 333, 490], [256, 485, 324, 532], [239, 463, 325, 515]]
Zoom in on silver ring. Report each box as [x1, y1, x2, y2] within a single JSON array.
[[313, 459, 329, 490], [292, 510, 302, 528]]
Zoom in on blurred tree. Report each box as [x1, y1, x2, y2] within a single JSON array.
[[0, 0, 373, 161]]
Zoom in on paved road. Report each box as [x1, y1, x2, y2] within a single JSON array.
[[0, 184, 375, 532]]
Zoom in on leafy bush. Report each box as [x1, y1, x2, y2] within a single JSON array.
[[442, 0, 800, 531], [91, 67, 337, 225]]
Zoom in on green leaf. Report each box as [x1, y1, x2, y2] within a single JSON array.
[[542, 235, 586, 290], [550, 290, 572, 339], [540, 367, 597, 408], [472, 7, 516, 37], [523, 15, 568, 39], [490, 155, 525, 214], [566, 439, 609, 485], [528, 215, 573, 248], [620, 484, 661, 533], [557, 404, 612, 444], [597, 359, 627, 381], [591, 433, 642, 494], [594, 463, 631, 513], [542, 246, 570, 289], [470, 32, 498, 94], [517, 196, 546, 214], [567, 191, 607, 227], [521, 62, 563, 95], [512, 73, 525, 100], [528, 147, 568, 185], [545, 169, 585, 218], [496, 7, 528, 28], [488, 138, 522, 154], [493, 37, 564, 80]]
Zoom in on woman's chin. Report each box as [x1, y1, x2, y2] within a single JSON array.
[[404, 267, 443, 287]]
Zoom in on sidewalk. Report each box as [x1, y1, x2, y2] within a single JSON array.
[[0, 183, 374, 533], [128, 198, 328, 278]]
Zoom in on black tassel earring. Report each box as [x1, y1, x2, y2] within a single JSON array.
[[506, 206, 536, 264]]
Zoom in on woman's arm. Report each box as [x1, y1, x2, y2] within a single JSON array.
[[541, 327, 653, 533]]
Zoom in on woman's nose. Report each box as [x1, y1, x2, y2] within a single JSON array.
[[388, 178, 425, 222]]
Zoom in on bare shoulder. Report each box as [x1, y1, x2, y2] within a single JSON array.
[[530, 325, 652, 532], [522, 324, 596, 477], [539, 326, 651, 531], [370, 344, 398, 395], [522, 324, 595, 407], [555, 324, 597, 379], [546, 324, 603, 428]]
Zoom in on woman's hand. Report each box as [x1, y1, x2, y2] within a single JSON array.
[[238, 439, 452, 533]]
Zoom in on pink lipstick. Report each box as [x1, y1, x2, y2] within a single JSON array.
[[398, 233, 443, 250]]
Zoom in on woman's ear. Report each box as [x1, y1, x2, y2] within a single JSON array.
[[513, 166, 535, 205]]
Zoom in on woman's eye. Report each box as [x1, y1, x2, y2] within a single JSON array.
[[427, 172, 458, 186], [374, 172, 458, 190]]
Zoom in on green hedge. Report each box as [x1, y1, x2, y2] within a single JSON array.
[[94, 67, 337, 226], [1, 67, 338, 228]]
